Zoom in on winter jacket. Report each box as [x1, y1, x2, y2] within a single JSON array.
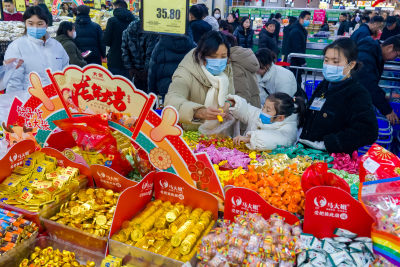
[[204, 16, 219, 31], [3, 10, 23, 21], [230, 46, 260, 108], [281, 24, 293, 59], [37, 3, 53, 26], [258, 28, 279, 57], [234, 26, 254, 49], [4, 35, 69, 93], [272, 18, 281, 42], [337, 21, 350, 36], [228, 21, 240, 32], [228, 94, 298, 150], [164, 49, 235, 129], [320, 23, 329, 32], [380, 24, 400, 41], [257, 64, 297, 105], [354, 36, 392, 116], [350, 23, 371, 44], [300, 78, 378, 154], [55, 34, 86, 67], [121, 16, 159, 71], [148, 35, 195, 99], [189, 20, 212, 44], [103, 8, 134, 69], [285, 21, 307, 66], [74, 15, 105, 65]]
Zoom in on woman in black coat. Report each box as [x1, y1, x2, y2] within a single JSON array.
[[147, 35, 195, 100], [258, 21, 279, 57], [299, 38, 378, 154], [74, 5, 106, 65], [227, 13, 239, 32], [234, 16, 254, 49]]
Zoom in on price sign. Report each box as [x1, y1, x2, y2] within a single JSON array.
[[141, 0, 188, 35], [94, 0, 101, 9], [15, 0, 26, 12]]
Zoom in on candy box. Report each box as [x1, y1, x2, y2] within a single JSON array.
[[0, 141, 91, 231], [0, 231, 38, 267], [108, 171, 219, 267], [41, 164, 138, 254]]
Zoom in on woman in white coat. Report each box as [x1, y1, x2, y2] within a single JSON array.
[[255, 48, 297, 107], [227, 92, 306, 151], [4, 6, 69, 98]]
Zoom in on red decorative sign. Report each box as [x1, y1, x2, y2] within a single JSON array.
[[313, 9, 326, 25], [91, 164, 138, 193], [303, 186, 374, 239], [224, 187, 300, 225]]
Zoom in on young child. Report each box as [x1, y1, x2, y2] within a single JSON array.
[[226, 92, 306, 151]]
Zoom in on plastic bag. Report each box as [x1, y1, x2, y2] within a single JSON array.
[[54, 114, 133, 176], [359, 144, 400, 183], [0, 59, 21, 90], [302, 162, 351, 193], [198, 113, 236, 136]]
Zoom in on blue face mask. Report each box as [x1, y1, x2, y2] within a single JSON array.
[[259, 112, 274, 124], [27, 27, 47, 39], [303, 20, 310, 27], [205, 58, 228, 76], [322, 63, 348, 82]]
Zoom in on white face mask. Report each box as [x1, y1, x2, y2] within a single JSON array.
[[72, 31, 76, 39], [214, 13, 221, 19]]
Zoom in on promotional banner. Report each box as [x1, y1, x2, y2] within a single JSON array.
[[313, 9, 326, 24]]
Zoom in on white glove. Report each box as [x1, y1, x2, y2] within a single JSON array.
[[299, 139, 326, 151]]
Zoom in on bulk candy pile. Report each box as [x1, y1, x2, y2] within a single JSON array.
[[197, 213, 302, 266]]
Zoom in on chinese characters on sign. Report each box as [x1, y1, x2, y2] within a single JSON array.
[[313, 196, 350, 220], [17, 106, 50, 131]]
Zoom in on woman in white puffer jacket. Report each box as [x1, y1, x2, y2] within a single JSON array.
[[226, 92, 306, 151]]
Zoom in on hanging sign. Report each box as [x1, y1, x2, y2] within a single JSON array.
[[15, 0, 26, 12], [141, 0, 188, 35]]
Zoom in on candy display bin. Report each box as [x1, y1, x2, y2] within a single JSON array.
[[41, 211, 109, 254], [0, 231, 38, 267], [20, 235, 105, 266], [108, 238, 198, 267]]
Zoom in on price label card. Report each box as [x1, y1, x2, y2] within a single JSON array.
[[15, 0, 26, 12], [141, 0, 188, 35]]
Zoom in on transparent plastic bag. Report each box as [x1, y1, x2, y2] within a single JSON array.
[[198, 113, 236, 136]]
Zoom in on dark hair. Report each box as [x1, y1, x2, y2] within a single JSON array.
[[23, 6, 49, 24], [189, 5, 203, 20], [77, 5, 90, 15], [370, 15, 384, 23], [269, 13, 275, 21], [212, 8, 220, 16], [240, 16, 251, 28], [219, 20, 233, 33], [255, 48, 276, 68], [113, 0, 127, 9], [275, 13, 282, 19], [264, 21, 275, 28], [323, 38, 360, 74], [268, 93, 306, 128], [382, 35, 400, 51], [3, 0, 14, 3], [56, 21, 74, 36], [340, 13, 348, 17], [227, 12, 237, 22], [101, 4, 106, 9], [288, 16, 297, 25], [299, 11, 311, 19], [222, 31, 237, 47], [194, 31, 230, 64], [198, 3, 208, 17], [362, 15, 370, 23]]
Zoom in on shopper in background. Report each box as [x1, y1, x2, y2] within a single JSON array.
[[227, 13, 239, 32], [223, 33, 260, 109], [337, 13, 350, 36], [382, 11, 389, 21], [121, 16, 159, 90], [258, 21, 279, 57], [59, 3, 72, 17], [299, 38, 378, 154], [219, 20, 234, 35], [380, 16, 400, 41], [234, 16, 254, 49], [165, 31, 234, 130], [281, 16, 297, 61], [355, 35, 400, 125], [351, 15, 384, 43], [74, 5, 105, 65], [33, 0, 52, 26], [256, 48, 297, 106], [3, 0, 23, 21], [148, 34, 195, 100], [199, 4, 219, 31], [213, 8, 222, 23], [4, 6, 68, 95], [103, 0, 133, 78], [272, 13, 282, 43], [320, 17, 329, 31], [354, 15, 370, 31], [101, 4, 107, 11], [56, 21, 86, 67], [189, 4, 212, 43]]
